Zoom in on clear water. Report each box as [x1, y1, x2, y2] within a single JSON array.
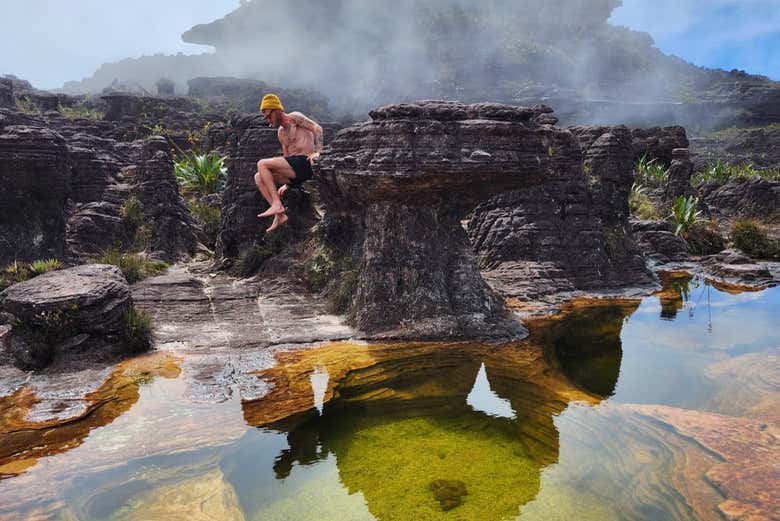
[[1, 276, 778, 520]]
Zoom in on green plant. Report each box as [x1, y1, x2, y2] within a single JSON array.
[[14, 96, 41, 115], [122, 308, 155, 353], [331, 268, 359, 312], [28, 258, 64, 276], [236, 244, 274, 277], [305, 247, 337, 290], [95, 248, 168, 283], [188, 201, 221, 248], [628, 183, 660, 220], [121, 196, 144, 228], [57, 100, 104, 120], [669, 195, 705, 237], [731, 219, 778, 259], [634, 154, 668, 187], [691, 161, 780, 186], [174, 152, 227, 196]]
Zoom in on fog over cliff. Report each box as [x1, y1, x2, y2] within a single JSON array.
[[5, 0, 779, 123]]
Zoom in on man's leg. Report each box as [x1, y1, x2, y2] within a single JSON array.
[[257, 158, 296, 218]]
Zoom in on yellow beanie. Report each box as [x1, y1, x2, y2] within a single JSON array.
[[260, 93, 284, 111]]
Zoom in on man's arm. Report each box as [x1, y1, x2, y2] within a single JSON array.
[[291, 112, 324, 154]]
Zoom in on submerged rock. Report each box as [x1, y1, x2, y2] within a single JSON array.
[[0, 264, 134, 369], [429, 479, 468, 511]]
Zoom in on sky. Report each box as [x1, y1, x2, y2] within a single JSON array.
[[1, 0, 779, 90]]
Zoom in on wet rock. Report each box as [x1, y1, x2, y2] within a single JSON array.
[[429, 479, 468, 511], [701, 248, 775, 288], [0, 125, 71, 265], [0, 264, 133, 369], [700, 177, 780, 220], [663, 148, 696, 203], [469, 125, 654, 301], [318, 101, 565, 337], [215, 115, 318, 267]]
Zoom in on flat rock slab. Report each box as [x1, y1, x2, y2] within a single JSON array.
[[0, 264, 131, 334]]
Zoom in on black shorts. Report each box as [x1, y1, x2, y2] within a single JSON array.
[[285, 155, 314, 188]]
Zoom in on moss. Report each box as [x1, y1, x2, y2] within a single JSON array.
[[122, 308, 155, 353], [731, 219, 779, 259], [331, 268, 359, 313]]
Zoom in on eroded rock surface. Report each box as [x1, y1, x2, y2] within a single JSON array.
[[700, 177, 780, 220], [469, 125, 655, 302], [0, 264, 133, 369], [317, 101, 572, 337]]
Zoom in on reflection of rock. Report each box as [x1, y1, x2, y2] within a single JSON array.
[[702, 249, 775, 289], [0, 353, 180, 473], [239, 341, 603, 520], [630, 404, 780, 521], [531, 300, 639, 397]]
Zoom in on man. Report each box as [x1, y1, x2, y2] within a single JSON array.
[[255, 93, 323, 232]]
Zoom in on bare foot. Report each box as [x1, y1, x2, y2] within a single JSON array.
[[278, 184, 288, 198], [258, 204, 286, 218], [266, 213, 288, 233]]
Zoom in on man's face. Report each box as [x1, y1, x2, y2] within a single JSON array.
[[262, 109, 280, 127]]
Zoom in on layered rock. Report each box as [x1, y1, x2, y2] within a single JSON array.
[[316, 101, 577, 337], [700, 177, 780, 220], [468, 125, 654, 301], [124, 137, 199, 262], [0, 264, 133, 369], [690, 122, 780, 171], [216, 114, 318, 266], [0, 126, 71, 265], [0, 78, 13, 108], [663, 148, 696, 203]]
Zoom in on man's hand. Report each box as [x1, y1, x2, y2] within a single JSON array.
[[307, 152, 320, 165]]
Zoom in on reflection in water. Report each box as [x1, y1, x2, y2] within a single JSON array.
[[237, 342, 611, 520]]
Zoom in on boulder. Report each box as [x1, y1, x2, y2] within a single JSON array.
[[316, 101, 574, 337], [631, 220, 691, 264], [0, 125, 71, 265], [0, 264, 134, 369]]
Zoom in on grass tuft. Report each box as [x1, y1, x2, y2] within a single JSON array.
[[669, 195, 705, 237], [95, 248, 168, 283], [634, 154, 668, 188], [122, 308, 155, 353], [174, 152, 227, 196]]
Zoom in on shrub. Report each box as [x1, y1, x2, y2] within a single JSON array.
[[174, 152, 227, 196], [629, 183, 660, 220], [95, 248, 168, 283], [121, 196, 144, 229], [305, 247, 336, 290], [685, 221, 726, 255], [692, 161, 780, 186], [122, 308, 155, 353], [634, 154, 668, 187], [669, 195, 705, 237], [28, 258, 64, 276], [57, 100, 104, 120], [236, 244, 274, 277], [731, 219, 778, 259], [188, 201, 221, 248]]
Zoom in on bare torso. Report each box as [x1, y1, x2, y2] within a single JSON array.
[[278, 112, 316, 156]]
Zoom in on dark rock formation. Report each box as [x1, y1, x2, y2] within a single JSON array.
[[468, 124, 654, 301], [663, 148, 696, 203], [630, 126, 689, 166], [216, 115, 318, 266], [156, 78, 175, 96], [690, 125, 780, 171], [0, 264, 133, 369], [187, 77, 333, 121], [316, 101, 591, 337], [0, 126, 71, 265], [101, 93, 201, 122], [700, 177, 780, 219], [0, 78, 13, 108], [123, 137, 199, 262], [631, 220, 691, 264]]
